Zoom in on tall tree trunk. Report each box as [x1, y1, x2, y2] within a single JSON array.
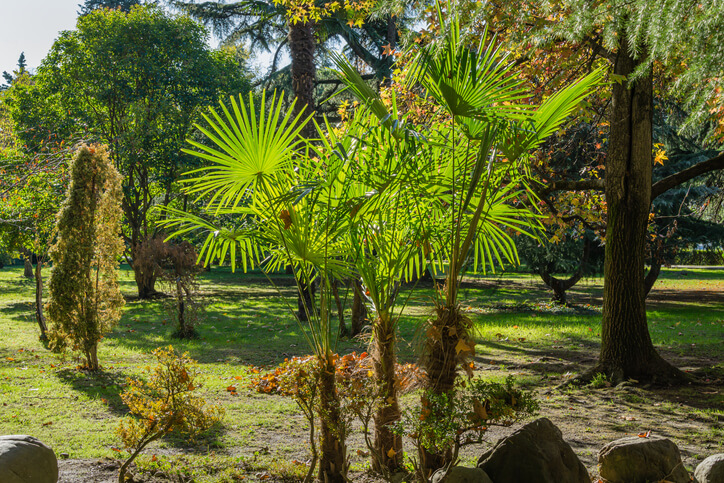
[[318, 356, 347, 483], [87, 342, 99, 371], [35, 260, 48, 341], [350, 280, 367, 336], [289, 20, 317, 320], [289, 21, 316, 134], [371, 311, 402, 472], [593, 39, 687, 384], [23, 256, 34, 279]]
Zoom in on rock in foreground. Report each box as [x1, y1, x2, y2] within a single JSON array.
[[0, 434, 59, 483], [598, 435, 690, 483], [477, 417, 589, 483], [695, 454, 724, 483], [431, 466, 493, 483]]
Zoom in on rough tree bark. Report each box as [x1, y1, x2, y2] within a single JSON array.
[[591, 39, 688, 385], [289, 20, 318, 323]]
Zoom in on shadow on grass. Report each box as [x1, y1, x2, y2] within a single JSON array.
[[54, 367, 130, 416], [476, 336, 599, 376], [161, 423, 227, 451], [1, 300, 36, 320]]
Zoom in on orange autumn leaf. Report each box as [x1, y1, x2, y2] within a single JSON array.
[[455, 339, 474, 355], [279, 210, 292, 229]]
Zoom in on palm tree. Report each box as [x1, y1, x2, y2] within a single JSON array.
[[323, 107, 434, 472], [161, 91, 354, 482], [171, 0, 404, 93], [335, 0, 604, 474]]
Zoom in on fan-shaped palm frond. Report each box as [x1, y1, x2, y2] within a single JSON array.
[[180, 90, 311, 210]]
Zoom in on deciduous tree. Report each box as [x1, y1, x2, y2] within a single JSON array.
[[463, 0, 724, 383], [10, 6, 249, 298]]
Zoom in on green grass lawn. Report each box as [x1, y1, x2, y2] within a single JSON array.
[[0, 264, 722, 482]]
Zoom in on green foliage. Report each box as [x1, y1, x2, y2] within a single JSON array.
[[46, 145, 125, 370], [588, 372, 610, 389], [79, 0, 144, 15], [250, 352, 423, 479], [517, 232, 602, 275], [516, 0, 724, 140], [6, 5, 251, 296], [392, 376, 538, 476], [116, 346, 224, 483]]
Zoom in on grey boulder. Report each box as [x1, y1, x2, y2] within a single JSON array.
[[0, 435, 58, 483], [431, 466, 493, 483], [695, 454, 724, 483], [598, 435, 690, 483], [477, 417, 589, 483]]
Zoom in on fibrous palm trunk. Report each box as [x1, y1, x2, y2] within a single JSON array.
[[289, 20, 318, 323], [371, 311, 402, 472], [289, 20, 316, 133], [419, 299, 471, 475], [318, 356, 346, 483]]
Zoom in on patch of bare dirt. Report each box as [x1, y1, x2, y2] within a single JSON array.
[[58, 458, 170, 483]]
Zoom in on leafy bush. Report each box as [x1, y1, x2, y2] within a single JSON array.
[[392, 375, 538, 481], [46, 144, 124, 370], [116, 346, 224, 483], [250, 352, 423, 481]]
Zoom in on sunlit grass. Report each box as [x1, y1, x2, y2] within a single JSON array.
[[0, 264, 722, 481]]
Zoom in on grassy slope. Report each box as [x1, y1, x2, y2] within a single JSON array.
[[0, 265, 722, 481]]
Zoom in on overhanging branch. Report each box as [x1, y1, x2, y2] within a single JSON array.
[[651, 152, 724, 200]]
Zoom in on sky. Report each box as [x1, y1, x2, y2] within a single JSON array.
[[0, 0, 80, 75], [0, 0, 271, 78]]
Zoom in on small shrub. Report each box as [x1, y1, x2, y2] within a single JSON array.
[[116, 346, 224, 483], [392, 375, 538, 481], [589, 372, 611, 389], [156, 241, 204, 339], [249, 352, 424, 482]]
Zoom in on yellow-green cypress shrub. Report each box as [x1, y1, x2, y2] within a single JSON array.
[[47, 144, 124, 370]]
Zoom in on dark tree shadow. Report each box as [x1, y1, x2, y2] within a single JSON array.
[[54, 367, 130, 416]]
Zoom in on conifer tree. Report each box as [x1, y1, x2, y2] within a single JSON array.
[[47, 144, 125, 371]]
